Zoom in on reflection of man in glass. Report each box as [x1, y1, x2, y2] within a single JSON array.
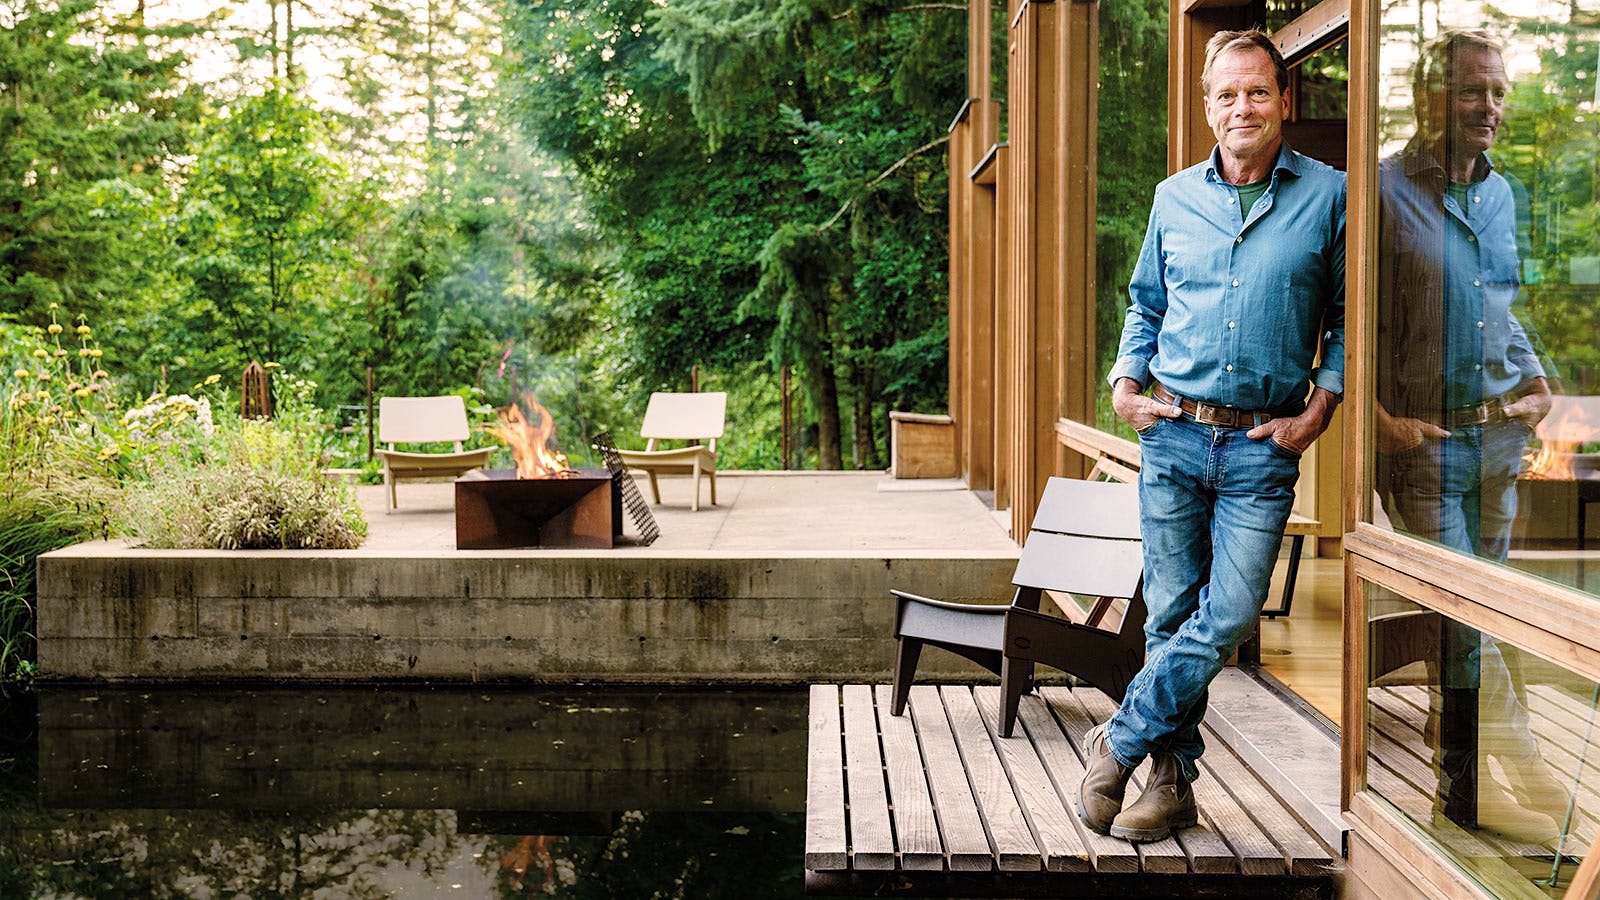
[[1376, 29, 1566, 843]]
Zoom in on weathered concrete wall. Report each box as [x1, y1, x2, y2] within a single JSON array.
[[38, 543, 1018, 682]]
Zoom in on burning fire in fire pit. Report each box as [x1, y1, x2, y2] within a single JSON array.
[[1524, 396, 1600, 481], [455, 394, 619, 549], [486, 395, 574, 478]]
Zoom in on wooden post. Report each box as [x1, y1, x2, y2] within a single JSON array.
[[366, 365, 375, 462], [690, 365, 700, 393], [781, 366, 792, 470], [241, 361, 271, 419]]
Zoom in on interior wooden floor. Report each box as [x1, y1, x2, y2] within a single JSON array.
[[1257, 555, 1346, 728]]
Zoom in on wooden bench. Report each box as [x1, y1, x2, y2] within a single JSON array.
[[1056, 417, 1317, 618], [804, 683, 1338, 895]]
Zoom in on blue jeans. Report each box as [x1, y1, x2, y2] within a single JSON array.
[[1102, 414, 1302, 784]]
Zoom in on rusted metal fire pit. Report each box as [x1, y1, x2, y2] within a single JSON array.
[[455, 468, 620, 549], [453, 395, 621, 549]]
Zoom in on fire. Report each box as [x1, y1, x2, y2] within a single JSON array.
[[1523, 396, 1600, 481], [487, 395, 573, 478]]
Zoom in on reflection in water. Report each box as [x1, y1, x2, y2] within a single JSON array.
[[0, 687, 808, 897]]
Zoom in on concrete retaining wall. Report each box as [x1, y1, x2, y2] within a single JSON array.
[[38, 542, 1019, 682]]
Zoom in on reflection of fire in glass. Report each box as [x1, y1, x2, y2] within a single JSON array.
[[487, 394, 574, 479], [1524, 396, 1600, 481]]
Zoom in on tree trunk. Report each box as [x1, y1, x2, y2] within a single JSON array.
[[811, 361, 843, 469]]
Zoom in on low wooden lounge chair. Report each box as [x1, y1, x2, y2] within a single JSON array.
[[617, 392, 726, 512], [889, 477, 1147, 738], [376, 396, 493, 512]]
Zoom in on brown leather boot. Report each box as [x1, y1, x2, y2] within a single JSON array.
[[1110, 752, 1197, 843], [1077, 723, 1134, 835]]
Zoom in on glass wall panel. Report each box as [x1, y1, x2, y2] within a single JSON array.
[[1093, 0, 1167, 435], [1365, 582, 1596, 895], [1372, 5, 1600, 599]]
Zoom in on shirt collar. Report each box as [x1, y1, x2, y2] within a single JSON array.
[[1400, 139, 1496, 183], [1203, 141, 1302, 185]]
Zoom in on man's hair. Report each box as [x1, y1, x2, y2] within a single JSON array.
[[1412, 28, 1504, 111], [1201, 29, 1289, 95]]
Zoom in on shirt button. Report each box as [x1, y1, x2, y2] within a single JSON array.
[[1474, 364, 1483, 371], [1474, 195, 1481, 203], [1235, 236, 1244, 244], [1228, 197, 1236, 204], [1473, 279, 1481, 286], [1468, 235, 1476, 242], [1477, 321, 1484, 328], [1231, 279, 1240, 287], [1228, 321, 1237, 329], [1226, 364, 1234, 372]]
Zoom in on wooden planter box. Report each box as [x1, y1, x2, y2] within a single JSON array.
[[889, 411, 956, 479]]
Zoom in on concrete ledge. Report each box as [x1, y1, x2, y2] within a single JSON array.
[[38, 541, 1019, 683]]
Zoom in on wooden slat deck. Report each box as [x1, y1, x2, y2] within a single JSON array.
[[805, 683, 1339, 896], [1363, 682, 1600, 898]]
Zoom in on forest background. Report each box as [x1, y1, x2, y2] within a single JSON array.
[[2, 0, 1175, 471]]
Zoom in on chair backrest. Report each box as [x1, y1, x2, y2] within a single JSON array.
[[378, 396, 472, 445], [1011, 477, 1143, 599], [639, 392, 727, 441]]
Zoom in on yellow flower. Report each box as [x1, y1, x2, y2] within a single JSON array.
[[90, 349, 102, 358], [62, 410, 75, 419], [76, 325, 90, 336], [13, 369, 27, 379], [78, 348, 91, 357], [47, 323, 62, 334], [47, 302, 58, 310], [35, 390, 49, 400], [35, 372, 50, 381], [88, 383, 102, 393], [204, 374, 222, 386], [53, 348, 67, 358], [98, 444, 120, 461], [263, 362, 281, 369], [74, 388, 91, 398], [93, 370, 107, 379], [32, 349, 47, 359]]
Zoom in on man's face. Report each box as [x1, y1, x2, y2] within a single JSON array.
[[1438, 48, 1508, 158], [1203, 47, 1290, 166]]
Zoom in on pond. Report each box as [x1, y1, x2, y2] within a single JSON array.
[[0, 686, 812, 898]]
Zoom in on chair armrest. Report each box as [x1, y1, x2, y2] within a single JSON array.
[[889, 589, 1008, 613]]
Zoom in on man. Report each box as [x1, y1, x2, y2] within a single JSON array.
[[1077, 30, 1345, 843], [1376, 30, 1565, 843]]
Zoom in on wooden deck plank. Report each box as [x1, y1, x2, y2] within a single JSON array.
[[906, 685, 993, 871], [805, 684, 848, 870], [1040, 687, 1191, 873], [1374, 685, 1600, 853], [1197, 734, 1333, 875], [972, 686, 1093, 872], [872, 684, 944, 870], [841, 684, 895, 869], [1013, 691, 1142, 873], [939, 685, 1042, 870], [1366, 688, 1550, 864]]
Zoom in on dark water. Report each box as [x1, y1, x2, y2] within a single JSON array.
[[0, 685, 810, 898]]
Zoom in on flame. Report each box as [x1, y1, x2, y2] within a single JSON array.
[[1523, 399, 1599, 480], [487, 395, 572, 479]]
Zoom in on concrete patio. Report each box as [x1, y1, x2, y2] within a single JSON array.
[[38, 472, 1021, 683]]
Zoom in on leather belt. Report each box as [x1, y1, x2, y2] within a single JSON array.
[[1151, 382, 1303, 429], [1443, 395, 1515, 429]]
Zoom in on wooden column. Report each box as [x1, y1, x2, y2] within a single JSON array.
[[990, 144, 1012, 510], [1057, 0, 1098, 471], [965, 152, 997, 491], [947, 102, 972, 472]]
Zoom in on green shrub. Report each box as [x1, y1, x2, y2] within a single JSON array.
[[122, 418, 367, 550]]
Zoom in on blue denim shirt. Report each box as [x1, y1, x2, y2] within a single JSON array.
[[1375, 145, 1544, 416], [1109, 143, 1346, 410]]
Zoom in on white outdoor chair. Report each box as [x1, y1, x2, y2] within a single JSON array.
[[617, 392, 727, 511], [376, 396, 493, 512]]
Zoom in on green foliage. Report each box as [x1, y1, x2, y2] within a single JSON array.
[[0, 1, 199, 327], [1094, 0, 1168, 431], [174, 84, 353, 368], [0, 311, 121, 682]]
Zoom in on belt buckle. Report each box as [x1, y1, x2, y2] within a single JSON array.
[[1461, 403, 1490, 426], [1193, 401, 1230, 426]]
